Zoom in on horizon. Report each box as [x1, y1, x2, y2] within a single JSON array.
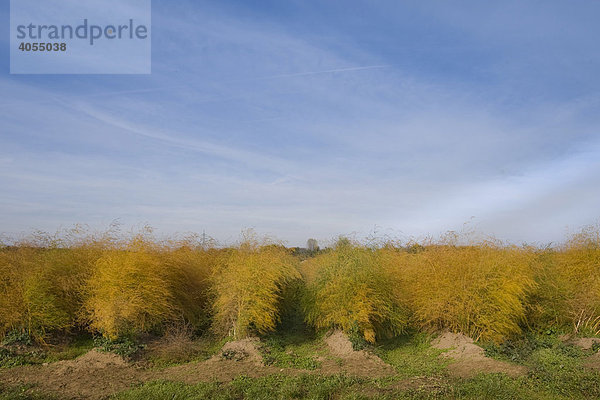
[[1, 221, 596, 250]]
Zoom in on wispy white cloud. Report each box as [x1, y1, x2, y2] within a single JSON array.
[[1, 0, 599, 245]]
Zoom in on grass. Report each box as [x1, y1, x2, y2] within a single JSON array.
[[3, 331, 600, 399], [0, 334, 94, 369], [259, 327, 322, 370], [375, 332, 449, 378], [111, 369, 600, 400], [480, 332, 600, 399], [526, 347, 600, 398], [0, 330, 227, 370], [94, 336, 146, 358], [0, 348, 47, 369], [0, 384, 56, 400], [110, 330, 600, 400], [111, 375, 380, 400], [481, 332, 587, 364], [44, 335, 95, 362], [451, 374, 554, 400]]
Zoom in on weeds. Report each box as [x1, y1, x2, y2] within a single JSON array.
[[259, 330, 321, 370], [0, 384, 57, 400], [376, 332, 449, 378], [94, 336, 145, 358]]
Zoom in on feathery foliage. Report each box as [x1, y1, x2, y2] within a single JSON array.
[[530, 225, 600, 334], [302, 238, 409, 343], [386, 240, 537, 342], [211, 235, 300, 339], [83, 238, 177, 339], [83, 230, 219, 339], [0, 247, 29, 337], [2, 224, 600, 345], [0, 230, 104, 341], [160, 245, 221, 331]]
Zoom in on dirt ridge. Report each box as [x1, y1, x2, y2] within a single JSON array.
[[320, 330, 396, 377], [431, 332, 526, 378]]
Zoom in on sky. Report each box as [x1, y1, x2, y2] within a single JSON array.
[[1, 0, 599, 246]]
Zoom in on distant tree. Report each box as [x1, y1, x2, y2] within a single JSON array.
[[307, 238, 319, 252]]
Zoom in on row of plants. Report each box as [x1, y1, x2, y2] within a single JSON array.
[[1, 226, 599, 345]]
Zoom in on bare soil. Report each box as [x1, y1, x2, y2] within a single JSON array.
[[0, 349, 148, 400], [570, 337, 600, 351], [217, 337, 263, 364], [431, 332, 527, 378], [324, 330, 356, 356], [0, 332, 527, 399], [586, 351, 600, 370], [319, 330, 396, 377], [0, 340, 281, 399], [152, 337, 284, 384]]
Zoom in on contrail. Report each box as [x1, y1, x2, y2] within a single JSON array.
[[0, 64, 391, 109], [254, 64, 390, 80]]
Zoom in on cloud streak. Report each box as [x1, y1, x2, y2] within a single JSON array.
[[1, 0, 599, 245]]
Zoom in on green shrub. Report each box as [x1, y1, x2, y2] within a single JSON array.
[[94, 336, 145, 358]]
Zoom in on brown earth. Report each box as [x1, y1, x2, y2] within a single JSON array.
[[570, 337, 600, 351], [0, 349, 148, 400], [0, 334, 395, 399], [324, 330, 356, 356], [218, 337, 263, 364], [319, 330, 396, 377], [160, 331, 397, 382], [431, 332, 527, 378], [0, 332, 527, 399], [0, 339, 278, 399], [585, 351, 600, 370], [561, 336, 600, 371], [151, 337, 286, 384]]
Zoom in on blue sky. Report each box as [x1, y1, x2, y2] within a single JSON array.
[[1, 0, 599, 246]]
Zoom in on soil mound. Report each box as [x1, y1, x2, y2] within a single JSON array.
[[214, 337, 263, 365], [431, 332, 526, 378], [324, 330, 356, 357], [0, 334, 399, 396], [586, 351, 600, 370], [155, 337, 272, 383], [432, 332, 485, 359], [320, 330, 395, 378], [52, 348, 128, 374], [0, 349, 145, 400], [571, 337, 600, 351]]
